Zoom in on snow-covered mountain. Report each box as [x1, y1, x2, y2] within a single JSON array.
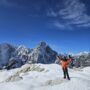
[[0, 42, 57, 70], [0, 64, 90, 90], [55, 51, 90, 68], [0, 43, 16, 69], [0, 42, 90, 70], [74, 52, 90, 68], [0, 43, 90, 90], [28, 42, 57, 64], [75, 51, 89, 57]]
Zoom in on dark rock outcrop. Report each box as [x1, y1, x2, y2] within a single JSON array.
[[28, 42, 57, 64], [0, 42, 58, 70], [0, 43, 15, 68], [74, 53, 90, 67]]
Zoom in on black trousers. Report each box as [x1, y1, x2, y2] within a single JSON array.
[[62, 68, 70, 80]]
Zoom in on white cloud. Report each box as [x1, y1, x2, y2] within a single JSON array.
[[60, 0, 90, 25], [0, 0, 17, 7], [54, 22, 65, 29], [47, 8, 58, 17], [47, 0, 90, 29], [54, 21, 72, 30], [0, 0, 25, 8], [78, 23, 90, 27]]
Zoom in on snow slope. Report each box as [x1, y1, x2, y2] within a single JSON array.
[[0, 64, 90, 90]]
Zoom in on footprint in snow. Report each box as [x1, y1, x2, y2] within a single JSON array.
[[42, 77, 69, 86]]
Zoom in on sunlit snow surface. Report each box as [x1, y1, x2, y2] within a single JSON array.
[[0, 64, 90, 90]]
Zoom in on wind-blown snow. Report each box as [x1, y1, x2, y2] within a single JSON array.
[[0, 64, 90, 90]]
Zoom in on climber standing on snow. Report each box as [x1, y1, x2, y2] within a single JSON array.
[[57, 55, 72, 80]]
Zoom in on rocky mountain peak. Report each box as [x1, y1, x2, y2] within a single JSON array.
[[0, 42, 58, 69], [38, 42, 47, 47]]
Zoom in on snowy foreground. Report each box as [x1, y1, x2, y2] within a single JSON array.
[[0, 64, 90, 90]]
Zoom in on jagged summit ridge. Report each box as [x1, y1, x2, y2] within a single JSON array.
[[0, 42, 57, 69]]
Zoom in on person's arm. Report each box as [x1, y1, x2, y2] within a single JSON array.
[[68, 55, 73, 62], [68, 58, 73, 63], [57, 56, 62, 62]]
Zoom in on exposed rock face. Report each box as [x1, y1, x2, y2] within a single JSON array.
[[0, 42, 57, 70], [0, 43, 89, 70], [74, 53, 90, 67], [6, 57, 23, 70], [0, 43, 15, 68], [3, 64, 45, 83], [15, 45, 31, 64], [28, 42, 57, 64]]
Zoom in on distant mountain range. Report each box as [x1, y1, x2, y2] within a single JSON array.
[[0, 42, 89, 70], [74, 52, 90, 68], [0, 42, 57, 69]]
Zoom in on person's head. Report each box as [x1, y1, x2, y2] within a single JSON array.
[[63, 56, 67, 61], [69, 55, 72, 58]]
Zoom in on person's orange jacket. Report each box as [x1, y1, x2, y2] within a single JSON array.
[[57, 57, 71, 69]]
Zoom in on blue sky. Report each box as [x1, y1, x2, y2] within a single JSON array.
[[0, 0, 90, 53]]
